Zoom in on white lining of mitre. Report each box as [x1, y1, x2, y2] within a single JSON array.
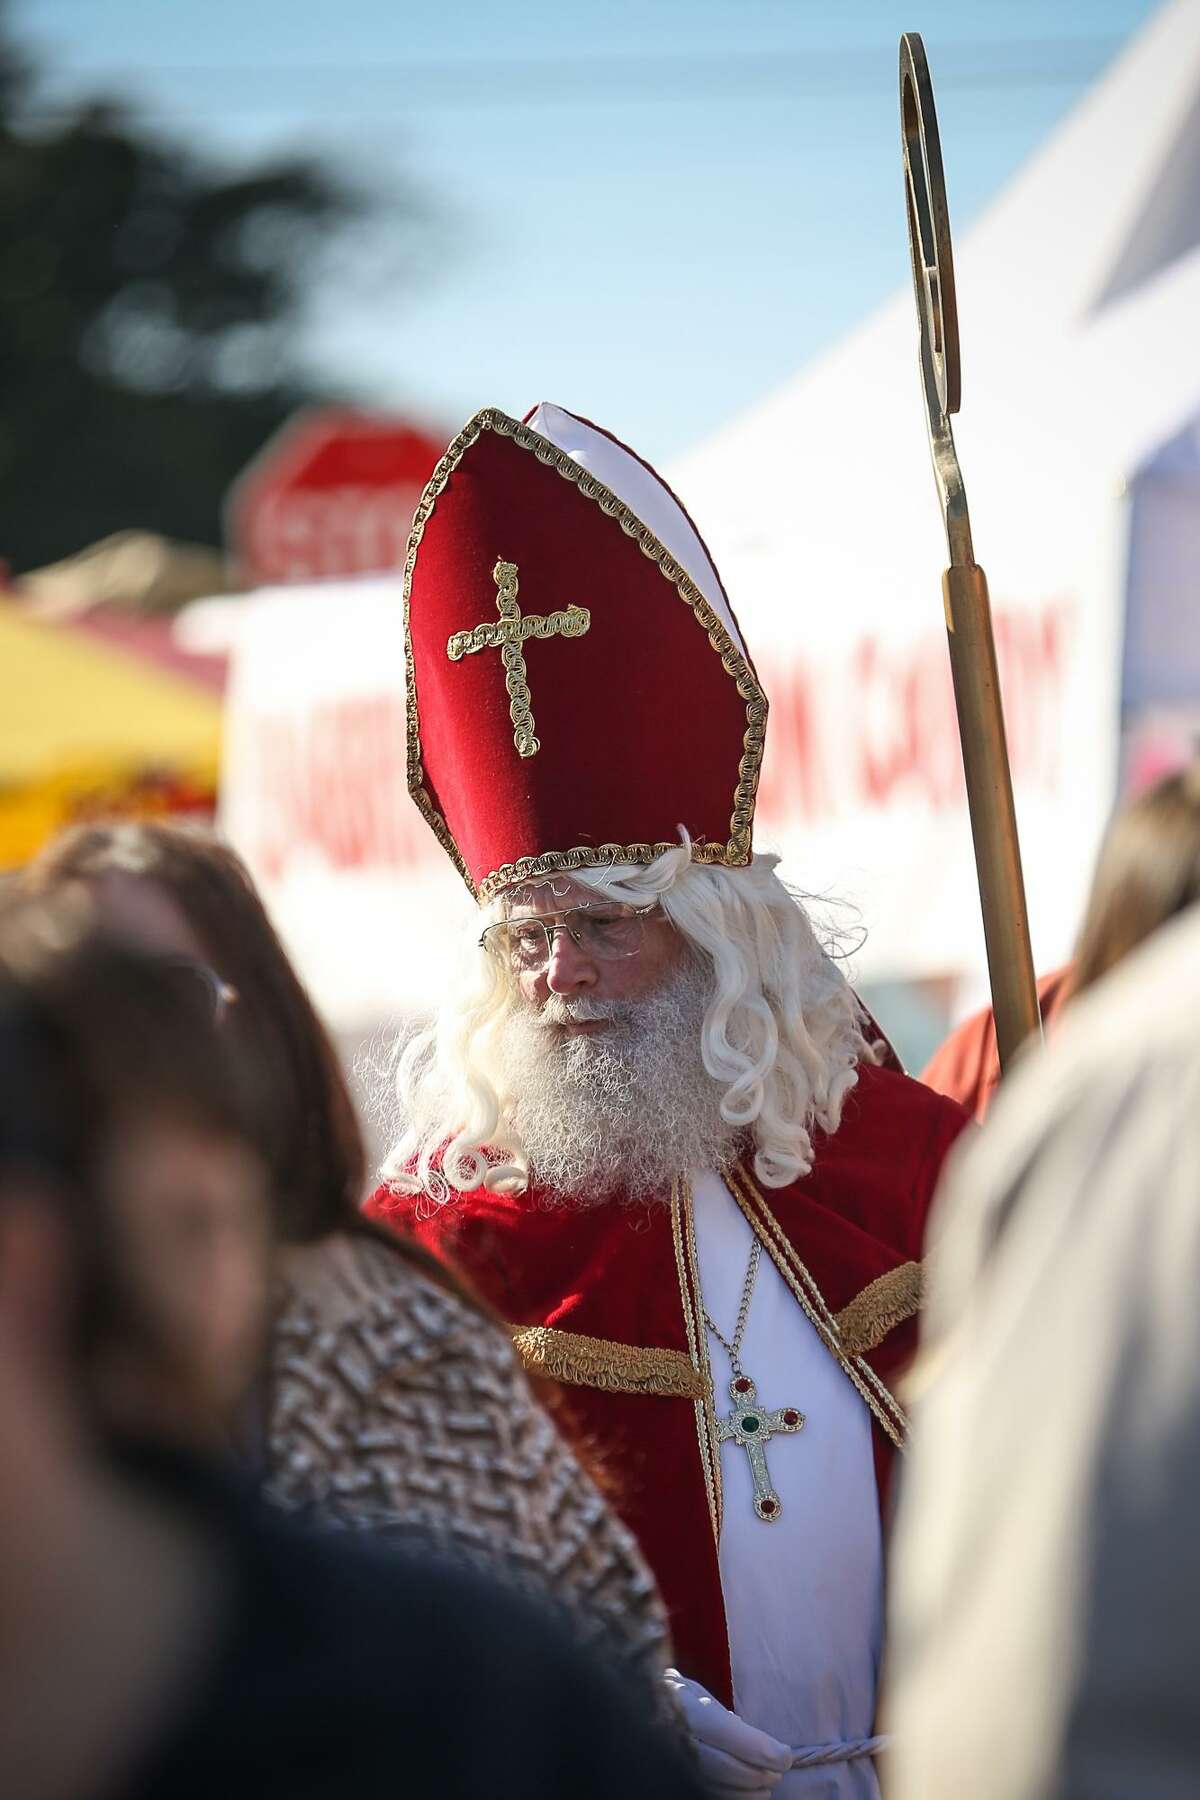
[[525, 402, 748, 659]]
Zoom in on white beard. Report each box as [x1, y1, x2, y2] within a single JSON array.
[[494, 958, 739, 1205]]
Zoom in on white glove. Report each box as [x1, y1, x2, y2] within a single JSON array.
[[663, 1668, 792, 1794]]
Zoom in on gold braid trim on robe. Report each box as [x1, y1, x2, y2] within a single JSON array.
[[833, 1260, 925, 1359], [509, 1266, 925, 1393], [509, 1323, 707, 1399]]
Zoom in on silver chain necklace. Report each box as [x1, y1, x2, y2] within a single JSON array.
[[702, 1235, 806, 1523], [701, 1237, 761, 1382]]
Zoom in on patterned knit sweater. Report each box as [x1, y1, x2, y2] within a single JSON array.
[[263, 1232, 672, 1696]]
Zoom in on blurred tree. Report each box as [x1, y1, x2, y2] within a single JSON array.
[[0, 10, 424, 573]]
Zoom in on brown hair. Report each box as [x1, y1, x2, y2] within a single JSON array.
[[0, 897, 262, 1380], [1072, 762, 1200, 996], [0, 893, 255, 1182], [22, 824, 493, 1321], [26, 822, 362, 1245]]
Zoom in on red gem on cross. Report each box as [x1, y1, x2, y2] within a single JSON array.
[[760, 1499, 777, 1516], [782, 1410, 800, 1426], [733, 1378, 752, 1394]]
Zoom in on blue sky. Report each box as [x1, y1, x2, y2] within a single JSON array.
[[15, 0, 1160, 462]]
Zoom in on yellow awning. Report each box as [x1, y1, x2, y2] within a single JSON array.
[[0, 603, 221, 867]]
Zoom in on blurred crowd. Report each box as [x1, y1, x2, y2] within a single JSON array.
[[2, 758, 1199, 1798], [0, 828, 700, 1800]]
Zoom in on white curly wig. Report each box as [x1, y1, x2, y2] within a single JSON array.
[[384, 833, 875, 1201]]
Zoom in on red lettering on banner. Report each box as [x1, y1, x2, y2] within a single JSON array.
[[854, 600, 1069, 811], [856, 637, 962, 808], [244, 601, 1071, 874], [251, 697, 438, 880], [754, 661, 828, 822], [994, 603, 1066, 790], [853, 635, 962, 809], [756, 597, 1071, 828]]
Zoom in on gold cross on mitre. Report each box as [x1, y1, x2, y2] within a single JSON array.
[[445, 558, 591, 759]]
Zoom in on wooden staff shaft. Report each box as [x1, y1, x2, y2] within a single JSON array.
[[943, 562, 1041, 1069]]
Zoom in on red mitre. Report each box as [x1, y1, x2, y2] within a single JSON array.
[[403, 402, 767, 902]]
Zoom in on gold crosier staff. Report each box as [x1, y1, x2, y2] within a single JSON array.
[[899, 33, 1040, 1073]]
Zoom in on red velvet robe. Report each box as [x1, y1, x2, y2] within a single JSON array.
[[368, 1061, 970, 1705]]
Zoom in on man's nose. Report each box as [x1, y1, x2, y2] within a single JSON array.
[[544, 926, 597, 993]]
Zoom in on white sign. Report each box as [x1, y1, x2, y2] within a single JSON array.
[[218, 579, 473, 1029]]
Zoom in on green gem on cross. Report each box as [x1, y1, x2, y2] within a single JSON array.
[[741, 1415, 760, 1433]]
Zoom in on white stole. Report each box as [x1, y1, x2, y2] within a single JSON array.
[[691, 1170, 884, 1800]]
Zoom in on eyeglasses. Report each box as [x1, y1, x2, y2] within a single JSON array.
[[480, 903, 661, 973], [159, 955, 239, 1022]]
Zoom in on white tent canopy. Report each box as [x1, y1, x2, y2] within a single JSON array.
[[669, 0, 1200, 990]]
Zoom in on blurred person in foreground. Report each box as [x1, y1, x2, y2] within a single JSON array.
[[369, 403, 971, 1796], [0, 899, 273, 1452], [0, 911, 705, 1800], [25, 819, 672, 1699], [885, 899, 1200, 1799], [922, 760, 1200, 1118]]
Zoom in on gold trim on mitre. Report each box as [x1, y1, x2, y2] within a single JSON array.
[[509, 1322, 706, 1399], [833, 1261, 926, 1359], [402, 407, 768, 903]]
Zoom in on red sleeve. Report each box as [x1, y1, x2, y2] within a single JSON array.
[[921, 1000, 1000, 1121], [922, 967, 1074, 1122]]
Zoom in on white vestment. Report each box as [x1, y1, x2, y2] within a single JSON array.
[[692, 1170, 884, 1799]]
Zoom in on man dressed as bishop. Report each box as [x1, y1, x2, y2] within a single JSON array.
[[371, 402, 969, 1797]]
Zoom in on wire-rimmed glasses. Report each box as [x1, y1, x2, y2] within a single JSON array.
[[480, 903, 660, 974]]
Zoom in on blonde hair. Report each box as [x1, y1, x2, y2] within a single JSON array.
[[385, 840, 873, 1198]]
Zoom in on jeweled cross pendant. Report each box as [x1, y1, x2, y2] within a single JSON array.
[[715, 1376, 805, 1522], [445, 558, 591, 759]]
